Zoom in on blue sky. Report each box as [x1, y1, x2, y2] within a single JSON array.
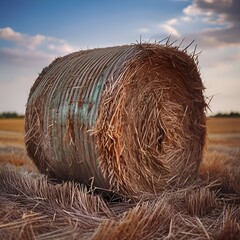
[[0, 0, 239, 114]]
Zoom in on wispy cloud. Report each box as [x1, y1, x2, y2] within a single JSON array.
[[0, 47, 53, 67], [0, 27, 75, 53], [137, 18, 181, 38], [0, 26, 78, 73], [160, 18, 181, 37], [140, 0, 239, 49], [0, 27, 23, 41]]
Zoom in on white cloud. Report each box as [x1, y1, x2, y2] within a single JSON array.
[[166, 18, 178, 25], [0, 27, 46, 50], [25, 34, 46, 50], [0, 27, 23, 41], [0, 27, 75, 53], [47, 42, 74, 54], [161, 24, 181, 37], [159, 18, 181, 37]]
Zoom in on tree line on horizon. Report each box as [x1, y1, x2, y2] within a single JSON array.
[[211, 112, 240, 118], [0, 112, 24, 119]]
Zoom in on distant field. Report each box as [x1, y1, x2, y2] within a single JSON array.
[[0, 118, 24, 132], [0, 118, 36, 170], [206, 117, 240, 148], [0, 119, 24, 146], [1, 117, 240, 134], [207, 117, 240, 134]]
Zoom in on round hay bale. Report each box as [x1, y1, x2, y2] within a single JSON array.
[[25, 43, 206, 198]]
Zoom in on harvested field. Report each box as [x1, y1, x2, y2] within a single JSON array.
[[207, 118, 240, 148], [0, 117, 240, 239], [207, 117, 240, 134], [0, 119, 24, 133], [0, 119, 37, 172]]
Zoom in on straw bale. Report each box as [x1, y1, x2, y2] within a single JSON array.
[[25, 43, 206, 199]]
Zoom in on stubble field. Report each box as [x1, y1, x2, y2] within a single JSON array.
[[0, 117, 240, 239], [0, 119, 37, 171]]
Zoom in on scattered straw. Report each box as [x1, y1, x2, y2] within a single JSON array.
[[1, 163, 240, 239]]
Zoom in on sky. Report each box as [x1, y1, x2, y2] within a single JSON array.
[[0, 0, 239, 115]]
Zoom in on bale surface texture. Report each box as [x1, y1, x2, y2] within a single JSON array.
[[25, 43, 206, 198]]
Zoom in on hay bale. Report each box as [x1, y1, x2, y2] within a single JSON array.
[[25, 43, 206, 198]]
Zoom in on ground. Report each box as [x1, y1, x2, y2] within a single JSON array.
[[0, 117, 240, 239]]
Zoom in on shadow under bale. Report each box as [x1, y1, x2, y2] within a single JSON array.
[[25, 43, 206, 199]]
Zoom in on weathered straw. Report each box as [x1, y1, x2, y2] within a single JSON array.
[[25, 43, 206, 199]]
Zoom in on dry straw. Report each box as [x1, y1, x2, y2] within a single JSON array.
[[1, 164, 240, 239], [25, 43, 206, 199]]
